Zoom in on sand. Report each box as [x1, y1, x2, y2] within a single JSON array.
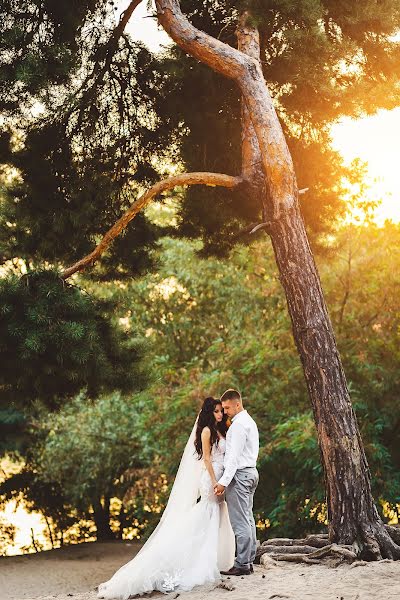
[[1, 541, 400, 600]]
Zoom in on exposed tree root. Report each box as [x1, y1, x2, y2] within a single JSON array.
[[358, 523, 400, 561], [256, 530, 400, 566], [385, 525, 400, 546], [262, 554, 321, 565], [260, 544, 319, 555], [295, 534, 330, 548]]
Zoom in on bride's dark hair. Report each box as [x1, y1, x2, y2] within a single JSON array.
[[194, 397, 228, 459]]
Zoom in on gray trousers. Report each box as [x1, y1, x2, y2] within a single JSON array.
[[225, 467, 259, 569]]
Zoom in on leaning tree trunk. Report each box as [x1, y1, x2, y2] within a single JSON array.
[[154, 0, 400, 559], [235, 12, 400, 560], [268, 203, 400, 558]]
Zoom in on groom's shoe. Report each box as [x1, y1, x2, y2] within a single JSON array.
[[220, 566, 251, 576], [250, 564, 254, 573]]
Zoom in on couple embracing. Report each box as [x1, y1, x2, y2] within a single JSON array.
[[98, 389, 259, 599]]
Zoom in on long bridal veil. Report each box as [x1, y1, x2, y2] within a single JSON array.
[[144, 414, 203, 537], [97, 415, 204, 599]]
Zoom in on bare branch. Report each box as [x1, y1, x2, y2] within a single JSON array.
[[61, 172, 241, 279], [118, 0, 144, 32], [249, 222, 270, 234], [94, 0, 143, 77]]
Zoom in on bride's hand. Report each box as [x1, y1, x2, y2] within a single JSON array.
[[214, 483, 225, 496]]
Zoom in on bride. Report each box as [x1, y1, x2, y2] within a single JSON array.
[[97, 397, 235, 599]]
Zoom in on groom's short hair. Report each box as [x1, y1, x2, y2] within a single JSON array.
[[220, 388, 242, 402]]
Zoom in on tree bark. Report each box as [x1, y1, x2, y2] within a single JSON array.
[[268, 204, 400, 559], [154, 1, 400, 559], [155, 1, 296, 220], [236, 13, 265, 214], [93, 496, 114, 541]]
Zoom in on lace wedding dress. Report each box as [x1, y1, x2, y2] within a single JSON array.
[[97, 431, 235, 599]]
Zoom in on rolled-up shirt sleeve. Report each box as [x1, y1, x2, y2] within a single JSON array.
[[218, 423, 247, 487]]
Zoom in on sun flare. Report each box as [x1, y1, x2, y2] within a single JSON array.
[[331, 108, 400, 225]]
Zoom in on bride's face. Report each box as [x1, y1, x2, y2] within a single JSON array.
[[213, 404, 224, 423]]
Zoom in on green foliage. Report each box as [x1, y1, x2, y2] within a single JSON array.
[[1, 224, 398, 545], [163, 0, 400, 246], [0, 1, 399, 546], [0, 391, 151, 544], [0, 116, 163, 277], [108, 224, 400, 537], [0, 1, 178, 277], [0, 269, 148, 408], [0, 408, 27, 454], [37, 392, 147, 507], [259, 413, 324, 537], [0, 0, 98, 108], [324, 223, 400, 517], [0, 466, 90, 548]]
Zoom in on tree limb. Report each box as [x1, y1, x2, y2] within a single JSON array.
[[64, 3, 296, 279], [61, 172, 241, 279], [94, 0, 144, 73], [117, 0, 144, 34]]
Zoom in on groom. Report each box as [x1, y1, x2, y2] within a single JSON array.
[[214, 389, 259, 576]]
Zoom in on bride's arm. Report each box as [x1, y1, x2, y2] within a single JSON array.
[[201, 427, 218, 487]]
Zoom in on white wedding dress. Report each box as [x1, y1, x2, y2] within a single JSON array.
[[97, 430, 235, 599]]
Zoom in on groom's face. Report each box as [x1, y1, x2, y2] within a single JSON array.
[[221, 400, 239, 418]]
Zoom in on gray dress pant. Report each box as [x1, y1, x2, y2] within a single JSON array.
[[225, 467, 259, 569]]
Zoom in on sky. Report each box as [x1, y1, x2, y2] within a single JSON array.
[[122, 1, 170, 52]]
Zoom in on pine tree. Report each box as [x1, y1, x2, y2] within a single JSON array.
[[0, 269, 148, 409]]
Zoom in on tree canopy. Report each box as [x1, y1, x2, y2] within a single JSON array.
[[1, 1, 400, 275]]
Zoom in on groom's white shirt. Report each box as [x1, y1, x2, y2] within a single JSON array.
[[218, 409, 259, 488]]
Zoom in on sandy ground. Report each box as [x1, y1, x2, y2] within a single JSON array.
[[1, 541, 400, 600]]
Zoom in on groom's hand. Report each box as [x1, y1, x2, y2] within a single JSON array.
[[214, 483, 225, 496]]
